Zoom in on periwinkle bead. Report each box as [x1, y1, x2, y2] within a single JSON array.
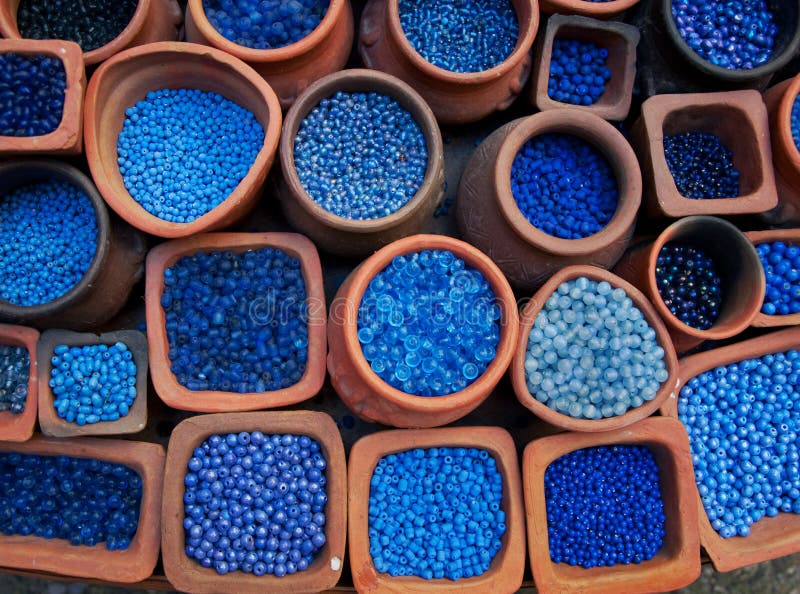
[[548, 39, 611, 107], [664, 132, 740, 199], [0, 345, 30, 415], [757, 241, 800, 316], [0, 53, 66, 137]]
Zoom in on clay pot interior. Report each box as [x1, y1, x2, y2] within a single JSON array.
[[0, 324, 38, 442], [539, 0, 640, 18]]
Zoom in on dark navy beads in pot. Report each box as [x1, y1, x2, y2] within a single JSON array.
[[548, 39, 611, 106], [757, 241, 800, 316], [664, 132, 740, 199], [0, 345, 30, 415], [0, 53, 65, 137]]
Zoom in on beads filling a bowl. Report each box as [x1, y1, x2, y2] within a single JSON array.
[[758, 241, 800, 316], [0, 53, 65, 137], [664, 132, 740, 199], [548, 39, 611, 107], [0, 345, 30, 415]]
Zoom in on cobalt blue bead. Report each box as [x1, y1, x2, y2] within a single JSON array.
[[548, 39, 611, 107], [757, 241, 800, 316], [663, 132, 740, 199], [792, 94, 800, 153], [0, 53, 65, 137], [655, 242, 722, 330], [0, 345, 30, 415]]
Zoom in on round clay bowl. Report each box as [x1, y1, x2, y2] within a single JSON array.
[[540, 0, 640, 18], [327, 234, 519, 429], [746, 229, 800, 328], [84, 41, 283, 239], [185, 0, 354, 108], [457, 109, 642, 293], [511, 265, 679, 433], [0, 324, 38, 442], [767, 75, 800, 186], [0, 160, 145, 330], [278, 69, 444, 257], [359, 0, 539, 125]]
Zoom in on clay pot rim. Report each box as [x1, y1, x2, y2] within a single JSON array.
[[341, 234, 520, 412], [775, 74, 800, 169], [0, 324, 39, 443], [280, 68, 444, 234], [84, 41, 283, 239], [494, 110, 642, 257], [746, 229, 800, 328], [541, 0, 641, 18]]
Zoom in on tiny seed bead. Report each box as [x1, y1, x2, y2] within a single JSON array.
[[757, 241, 800, 316], [663, 132, 740, 199], [0, 53, 65, 137], [0, 345, 30, 415], [792, 94, 800, 153], [548, 39, 611, 107]]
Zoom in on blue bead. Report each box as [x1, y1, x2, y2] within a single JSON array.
[[663, 132, 740, 199], [655, 242, 722, 330], [0, 345, 30, 415], [548, 39, 611, 107], [757, 241, 800, 316], [0, 53, 66, 137]]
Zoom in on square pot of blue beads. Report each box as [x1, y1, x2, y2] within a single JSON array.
[[748, 229, 800, 328], [0, 323, 38, 443]]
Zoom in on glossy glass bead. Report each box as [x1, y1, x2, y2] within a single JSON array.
[[663, 132, 740, 199], [0, 345, 29, 415], [548, 39, 611, 107], [655, 242, 722, 330], [0, 53, 65, 137], [757, 241, 800, 316]]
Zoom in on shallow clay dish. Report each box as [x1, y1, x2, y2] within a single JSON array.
[[763, 75, 800, 224], [0, 324, 38, 442], [540, 0, 640, 18]]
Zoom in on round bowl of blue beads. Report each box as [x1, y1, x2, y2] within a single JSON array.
[[0, 323, 39, 443], [748, 229, 800, 327]]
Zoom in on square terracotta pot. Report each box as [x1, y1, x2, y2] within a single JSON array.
[[522, 417, 701, 594], [0, 436, 165, 582], [0, 39, 85, 156], [632, 90, 778, 218], [37, 329, 148, 437], [145, 232, 327, 413], [161, 411, 347, 594], [660, 327, 800, 572], [746, 229, 800, 328], [0, 324, 38, 442], [348, 426, 526, 594]]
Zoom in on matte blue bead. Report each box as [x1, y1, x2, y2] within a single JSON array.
[[664, 132, 740, 199], [0, 346, 30, 415], [757, 241, 800, 316], [548, 39, 611, 106], [0, 53, 66, 137]]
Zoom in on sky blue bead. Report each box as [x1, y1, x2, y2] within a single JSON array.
[[0, 345, 29, 415], [548, 39, 611, 106], [0, 53, 66, 137]]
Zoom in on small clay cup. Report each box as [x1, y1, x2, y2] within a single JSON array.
[[0, 436, 165, 582], [457, 110, 642, 293], [359, 0, 539, 125], [327, 234, 519, 428], [0, 39, 85, 156], [522, 417, 701, 594], [613, 216, 765, 354], [162, 411, 347, 594], [660, 327, 800, 572], [0, 324, 38, 442], [0, 160, 145, 330], [511, 265, 679, 433], [84, 41, 283, 239], [631, 91, 778, 218], [762, 75, 800, 224], [0, 0, 182, 66], [145, 232, 326, 413], [278, 69, 444, 257], [746, 229, 800, 327], [348, 427, 526, 593], [530, 15, 640, 121], [37, 329, 147, 438], [540, 0, 640, 18], [185, 0, 354, 108]]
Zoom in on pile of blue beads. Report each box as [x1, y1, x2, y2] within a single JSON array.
[[357, 249, 501, 396], [203, 0, 328, 49], [293, 91, 428, 220], [184, 432, 328, 576], [677, 350, 800, 538], [545, 445, 666, 567], [117, 88, 264, 224], [663, 132, 740, 199], [792, 94, 800, 153], [0, 179, 98, 307], [0, 53, 66, 137], [671, 0, 777, 70], [368, 447, 505, 579], [548, 39, 612, 106], [398, 0, 519, 73], [757, 241, 800, 316], [524, 277, 669, 420], [655, 242, 723, 330], [510, 133, 619, 240], [0, 453, 142, 550], [49, 342, 137, 426], [0, 345, 30, 415], [162, 247, 308, 393]]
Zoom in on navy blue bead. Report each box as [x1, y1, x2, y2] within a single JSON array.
[[758, 241, 800, 316], [548, 39, 611, 107], [792, 94, 800, 153], [0, 345, 30, 415], [0, 53, 65, 137], [664, 132, 740, 199]]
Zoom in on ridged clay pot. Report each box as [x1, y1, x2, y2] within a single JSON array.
[[359, 0, 539, 125], [0, 436, 165, 582], [614, 216, 765, 354], [348, 427, 526, 594], [660, 327, 800, 572], [632, 90, 778, 218], [0, 160, 145, 330], [145, 232, 326, 413], [162, 411, 347, 594], [456, 110, 642, 293], [540, 0, 640, 18], [84, 41, 283, 239], [511, 265, 679, 433], [762, 75, 800, 224], [0, 324, 38, 442], [327, 234, 519, 428], [523, 417, 701, 594], [747, 229, 800, 328], [278, 69, 444, 258], [185, 0, 354, 108]]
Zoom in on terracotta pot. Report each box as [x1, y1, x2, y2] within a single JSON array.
[[540, 0, 640, 18], [162, 411, 347, 594], [185, 0, 353, 108], [145, 232, 326, 413], [0, 324, 38, 442], [0, 0, 181, 66], [660, 327, 800, 572], [278, 69, 444, 258], [762, 75, 800, 225], [631, 91, 778, 218], [456, 110, 642, 293], [0, 39, 85, 156], [522, 417, 701, 594], [84, 41, 283, 239], [0, 436, 164, 582], [529, 15, 639, 121], [614, 216, 765, 354], [511, 265, 679, 433], [36, 329, 147, 438], [746, 229, 800, 328], [358, 0, 539, 125], [348, 427, 526, 593], [0, 160, 145, 330]]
